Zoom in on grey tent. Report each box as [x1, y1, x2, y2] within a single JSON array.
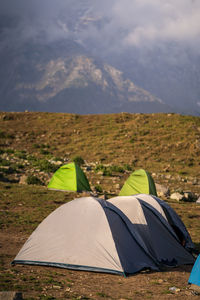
[[12, 194, 194, 276]]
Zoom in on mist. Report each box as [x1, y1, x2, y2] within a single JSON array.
[[0, 0, 200, 114], [0, 0, 200, 52]]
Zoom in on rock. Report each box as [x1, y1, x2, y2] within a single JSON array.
[[155, 183, 170, 197], [170, 192, 184, 201], [183, 192, 197, 202], [19, 175, 28, 185], [189, 284, 200, 295], [53, 285, 61, 289], [0, 292, 23, 300], [169, 286, 181, 293], [196, 197, 200, 204]]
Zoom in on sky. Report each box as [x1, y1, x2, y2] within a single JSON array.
[[1, 0, 200, 54]]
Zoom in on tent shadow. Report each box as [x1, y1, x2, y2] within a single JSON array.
[[125, 264, 194, 277], [193, 243, 200, 254]]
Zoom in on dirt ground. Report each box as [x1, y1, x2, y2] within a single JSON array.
[[0, 229, 199, 300]]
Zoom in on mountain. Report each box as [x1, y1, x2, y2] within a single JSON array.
[[0, 1, 199, 115], [0, 37, 172, 114]]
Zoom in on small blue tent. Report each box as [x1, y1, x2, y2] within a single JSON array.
[[188, 255, 200, 286]]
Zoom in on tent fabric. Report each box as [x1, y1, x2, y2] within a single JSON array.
[[188, 255, 200, 286], [47, 162, 91, 192], [12, 195, 194, 276], [119, 169, 157, 197]]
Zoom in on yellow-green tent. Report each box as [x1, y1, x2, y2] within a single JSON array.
[[119, 169, 157, 196], [48, 162, 91, 192]]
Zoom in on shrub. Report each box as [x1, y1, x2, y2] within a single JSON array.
[[94, 164, 105, 173], [72, 155, 85, 166], [34, 159, 58, 173], [110, 165, 125, 173], [33, 143, 40, 149], [0, 131, 6, 138], [124, 164, 132, 171], [15, 150, 27, 159], [95, 184, 103, 193], [5, 149, 14, 154], [0, 159, 11, 167], [26, 175, 43, 185], [40, 149, 50, 155]]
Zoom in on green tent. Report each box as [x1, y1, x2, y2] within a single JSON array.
[[119, 169, 157, 196], [48, 162, 91, 192]]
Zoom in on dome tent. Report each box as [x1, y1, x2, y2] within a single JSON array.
[[12, 194, 194, 276], [119, 169, 157, 196], [47, 162, 91, 192]]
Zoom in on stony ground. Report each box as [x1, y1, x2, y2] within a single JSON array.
[[0, 112, 200, 299]]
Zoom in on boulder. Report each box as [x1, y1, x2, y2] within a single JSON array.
[[196, 197, 200, 204], [170, 192, 184, 201], [19, 175, 28, 185], [155, 183, 170, 197]]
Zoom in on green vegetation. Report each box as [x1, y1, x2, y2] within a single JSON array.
[[26, 175, 43, 185], [72, 155, 85, 166], [94, 184, 103, 193]]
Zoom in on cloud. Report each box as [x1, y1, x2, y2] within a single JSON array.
[[0, 0, 200, 53]]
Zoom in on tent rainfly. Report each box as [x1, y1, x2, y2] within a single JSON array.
[[12, 194, 195, 276], [119, 169, 157, 196], [47, 162, 91, 192]]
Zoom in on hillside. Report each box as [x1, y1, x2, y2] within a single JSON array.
[[0, 111, 200, 299]]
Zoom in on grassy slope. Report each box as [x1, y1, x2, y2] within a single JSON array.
[[0, 111, 200, 299]]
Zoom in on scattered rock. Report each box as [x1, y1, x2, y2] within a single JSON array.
[[183, 192, 197, 202], [196, 197, 200, 204], [169, 286, 181, 293], [170, 192, 184, 201], [155, 183, 170, 197], [189, 284, 200, 295], [53, 285, 61, 289], [19, 175, 28, 185]]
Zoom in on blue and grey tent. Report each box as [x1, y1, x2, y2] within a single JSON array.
[[12, 194, 194, 276]]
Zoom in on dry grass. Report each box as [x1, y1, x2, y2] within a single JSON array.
[[0, 111, 200, 299]]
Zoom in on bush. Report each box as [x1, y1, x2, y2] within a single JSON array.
[[95, 164, 125, 176], [95, 184, 103, 193], [0, 159, 11, 167], [34, 159, 58, 173], [0, 131, 6, 138], [110, 165, 125, 173], [124, 164, 132, 171], [26, 175, 43, 185], [15, 150, 27, 159], [5, 149, 14, 154], [94, 164, 105, 173], [72, 155, 85, 166], [40, 149, 50, 155]]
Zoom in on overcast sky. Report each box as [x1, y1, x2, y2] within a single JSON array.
[[0, 0, 200, 54]]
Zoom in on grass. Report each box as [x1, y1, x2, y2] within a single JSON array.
[[0, 111, 200, 299]]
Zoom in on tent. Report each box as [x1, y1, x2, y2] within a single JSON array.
[[12, 194, 194, 276], [188, 255, 200, 286], [119, 169, 157, 196], [47, 162, 91, 192]]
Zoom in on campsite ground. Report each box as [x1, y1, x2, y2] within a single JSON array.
[[0, 112, 200, 299]]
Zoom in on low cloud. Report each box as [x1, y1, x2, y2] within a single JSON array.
[[0, 0, 200, 53]]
